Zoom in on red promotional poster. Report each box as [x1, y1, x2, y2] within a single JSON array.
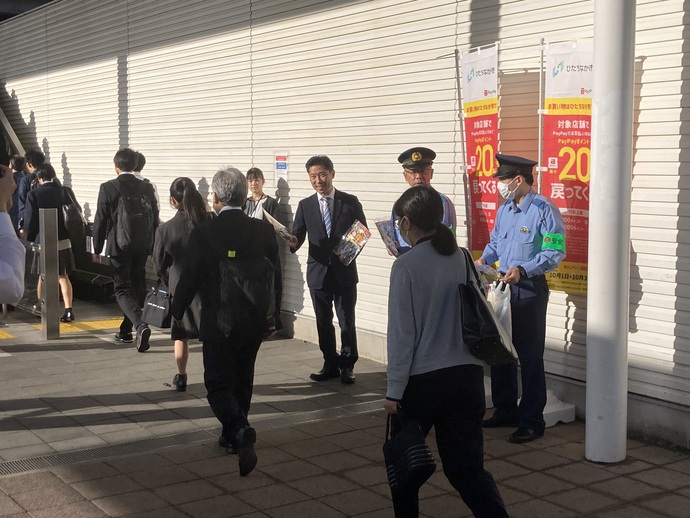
[[541, 41, 593, 293], [460, 45, 499, 257]]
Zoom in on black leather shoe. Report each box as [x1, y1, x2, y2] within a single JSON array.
[[482, 415, 519, 428], [310, 367, 340, 381], [508, 428, 543, 444], [236, 426, 257, 476], [340, 368, 355, 385], [218, 435, 236, 455]]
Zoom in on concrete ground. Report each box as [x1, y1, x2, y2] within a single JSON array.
[[0, 299, 689, 517]]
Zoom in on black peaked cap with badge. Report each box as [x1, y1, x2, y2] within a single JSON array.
[[493, 154, 537, 180], [398, 147, 436, 170]]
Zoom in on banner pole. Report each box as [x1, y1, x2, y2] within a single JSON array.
[[537, 38, 546, 193], [454, 48, 471, 249]]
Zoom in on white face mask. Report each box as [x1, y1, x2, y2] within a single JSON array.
[[497, 177, 518, 200]]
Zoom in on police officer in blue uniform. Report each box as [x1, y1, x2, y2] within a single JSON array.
[[477, 154, 566, 443], [391, 147, 456, 255]]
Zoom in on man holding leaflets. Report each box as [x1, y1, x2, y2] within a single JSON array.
[[288, 155, 367, 385]]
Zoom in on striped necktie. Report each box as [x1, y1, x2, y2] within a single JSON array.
[[321, 196, 332, 237]]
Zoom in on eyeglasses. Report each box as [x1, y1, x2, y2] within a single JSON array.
[[403, 168, 431, 176]]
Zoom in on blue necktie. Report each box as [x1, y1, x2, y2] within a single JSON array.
[[321, 197, 332, 237]]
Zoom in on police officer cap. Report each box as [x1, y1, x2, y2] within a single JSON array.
[[398, 147, 436, 170], [493, 154, 537, 180]]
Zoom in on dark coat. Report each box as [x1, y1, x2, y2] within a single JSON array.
[[92, 173, 159, 257], [24, 181, 70, 243], [290, 190, 367, 289], [171, 209, 278, 342], [153, 211, 211, 340]]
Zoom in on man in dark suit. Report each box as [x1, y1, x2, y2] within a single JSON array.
[[92, 148, 159, 352], [289, 155, 367, 385], [172, 167, 278, 477]]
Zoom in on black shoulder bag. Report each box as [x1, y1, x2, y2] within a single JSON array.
[[458, 247, 517, 366], [383, 412, 436, 493]]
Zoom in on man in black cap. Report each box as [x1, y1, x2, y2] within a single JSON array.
[[476, 153, 566, 443], [390, 146, 456, 255]]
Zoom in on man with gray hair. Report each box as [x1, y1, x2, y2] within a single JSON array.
[[172, 166, 278, 477]]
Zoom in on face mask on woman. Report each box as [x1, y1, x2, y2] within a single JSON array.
[[497, 177, 518, 200]]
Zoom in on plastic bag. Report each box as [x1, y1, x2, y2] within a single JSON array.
[[487, 281, 513, 341]]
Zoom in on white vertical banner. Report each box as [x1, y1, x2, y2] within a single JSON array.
[[460, 43, 499, 256]]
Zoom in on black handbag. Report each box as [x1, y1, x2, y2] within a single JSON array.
[[458, 247, 517, 366], [383, 413, 436, 493], [142, 280, 172, 329]]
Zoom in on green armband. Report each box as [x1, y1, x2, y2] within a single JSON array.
[[542, 233, 565, 251]]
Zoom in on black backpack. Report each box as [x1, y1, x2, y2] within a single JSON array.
[[112, 180, 154, 253], [217, 255, 275, 337]]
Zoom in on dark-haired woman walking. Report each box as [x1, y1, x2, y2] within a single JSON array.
[[153, 177, 212, 391], [385, 185, 508, 518]]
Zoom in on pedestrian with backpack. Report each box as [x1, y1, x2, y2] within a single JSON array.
[[92, 148, 159, 352]]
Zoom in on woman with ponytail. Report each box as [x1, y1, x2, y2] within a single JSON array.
[[384, 185, 508, 518], [153, 177, 212, 391]]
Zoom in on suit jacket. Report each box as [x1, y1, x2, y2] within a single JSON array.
[[92, 173, 159, 257], [24, 182, 71, 243], [291, 189, 366, 290], [171, 209, 278, 341]]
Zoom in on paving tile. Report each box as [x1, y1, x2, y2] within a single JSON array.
[[640, 493, 690, 517], [0, 493, 24, 516], [502, 471, 576, 497], [153, 479, 225, 505], [92, 490, 169, 517], [0, 471, 66, 494], [506, 450, 571, 471], [207, 471, 275, 494], [249, 446, 298, 465], [127, 464, 197, 489], [483, 458, 531, 481], [543, 487, 619, 514], [543, 461, 618, 485], [350, 442, 384, 463], [318, 488, 391, 516], [507, 498, 578, 518], [235, 483, 310, 510], [287, 474, 359, 498], [28, 500, 109, 518], [595, 475, 664, 500], [52, 462, 121, 484], [10, 484, 85, 511], [71, 474, 144, 499], [106, 454, 174, 474], [341, 464, 389, 487], [542, 441, 586, 461], [593, 505, 663, 518], [0, 442, 57, 461], [277, 437, 343, 458], [292, 419, 356, 438], [307, 450, 371, 473], [157, 443, 222, 465], [628, 445, 687, 465], [418, 493, 474, 517], [263, 499, 346, 518], [257, 427, 313, 446], [668, 458, 690, 476], [117, 506, 190, 518], [630, 467, 690, 490], [258, 459, 326, 482], [182, 454, 236, 478]]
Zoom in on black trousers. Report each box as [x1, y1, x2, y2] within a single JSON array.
[[110, 252, 148, 334], [392, 365, 508, 518], [309, 268, 358, 369], [203, 328, 263, 442], [490, 275, 549, 435]]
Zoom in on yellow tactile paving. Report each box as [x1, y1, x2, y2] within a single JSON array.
[[31, 318, 122, 334], [0, 329, 15, 339]]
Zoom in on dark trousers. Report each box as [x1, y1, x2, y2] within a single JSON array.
[[203, 328, 263, 442], [110, 252, 148, 334], [490, 275, 549, 435], [309, 269, 358, 369], [392, 365, 508, 518]]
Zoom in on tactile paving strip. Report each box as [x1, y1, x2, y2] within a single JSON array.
[[31, 318, 122, 334]]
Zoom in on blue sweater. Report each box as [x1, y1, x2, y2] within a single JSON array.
[[386, 240, 482, 400]]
